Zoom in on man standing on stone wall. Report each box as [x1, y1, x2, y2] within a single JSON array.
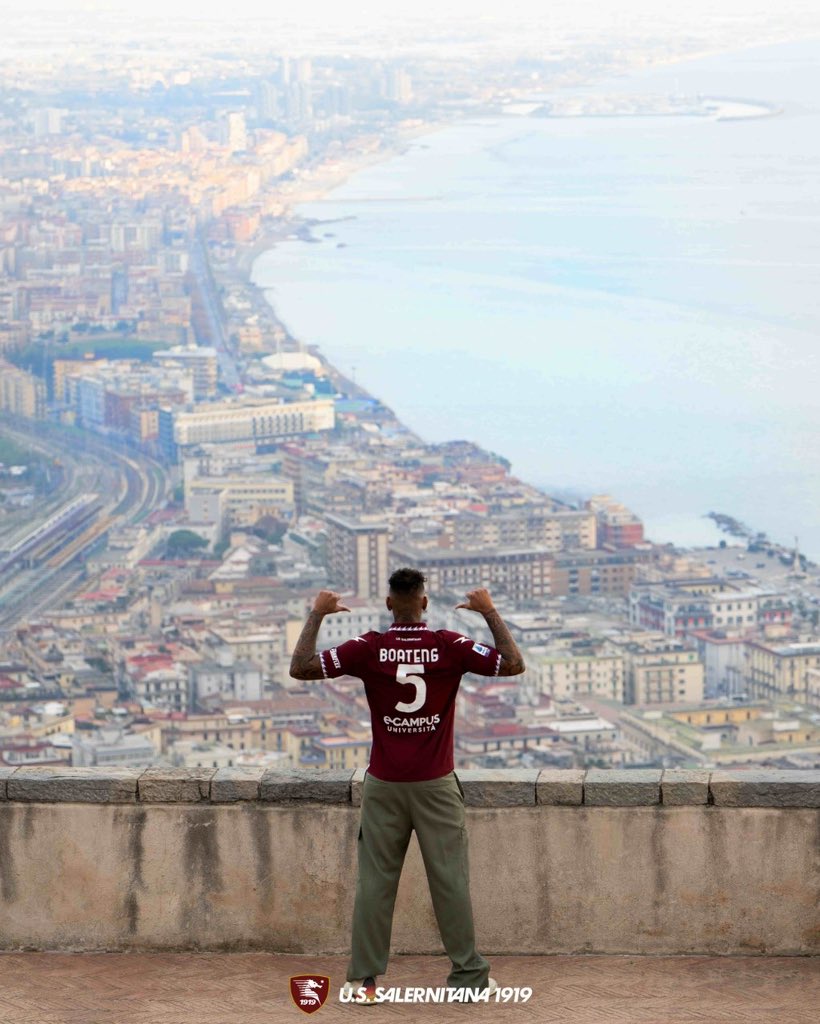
[[290, 567, 526, 1004]]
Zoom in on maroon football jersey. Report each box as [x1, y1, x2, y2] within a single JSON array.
[[318, 621, 501, 782]]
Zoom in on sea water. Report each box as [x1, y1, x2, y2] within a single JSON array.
[[252, 38, 820, 556]]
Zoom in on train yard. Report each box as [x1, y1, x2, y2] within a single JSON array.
[[0, 419, 169, 633]]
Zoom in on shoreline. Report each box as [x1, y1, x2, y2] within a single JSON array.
[[236, 119, 452, 282], [244, 32, 806, 268], [231, 39, 813, 560], [503, 95, 780, 122], [229, 124, 451, 361], [246, 36, 807, 258], [238, 117, 454, 350]]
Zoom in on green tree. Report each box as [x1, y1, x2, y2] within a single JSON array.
[[166, 529, 208, 556], [251, 514, 288, 545]]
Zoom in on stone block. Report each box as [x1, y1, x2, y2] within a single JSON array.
[[710, 769, 820, 807], [138, 767, 215, 803], [536, 768, 585, 806], [584, 768, 662, 806], [351, 767, 367, 807], [0, 765, 17, 800], [210, 767, 266, 802], [454, 769, 538, 807], [661, 769, 710, 806], [260, 768, 353, 803], [6, 766, 140, 803]]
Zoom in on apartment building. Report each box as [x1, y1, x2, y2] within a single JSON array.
[[209, 627, 283, 679], [311, 734, 371, 770], [0, 362, 46, 419], [609, 633, 705, 705], [552, 548, 649, 597], [529, 646, 625, 701], [154, 345, 218, 398], [390, 541, 552, 601], [743, 640, 820, 706], [186, 474, 295, 529], [689, 630, 748, 698], [629, 579, 792, 637], [449, 507, 596, 552], [168, 397, 335, 450], [586, 494, 645, 547], [325, 514, 389, 600]]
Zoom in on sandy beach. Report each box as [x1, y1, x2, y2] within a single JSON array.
[[232, 120, 451, 282]]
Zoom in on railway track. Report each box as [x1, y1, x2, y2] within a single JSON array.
[[0, 418, 170, 633]]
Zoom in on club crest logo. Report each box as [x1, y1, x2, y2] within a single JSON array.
[[289, 975, 330, 1014]]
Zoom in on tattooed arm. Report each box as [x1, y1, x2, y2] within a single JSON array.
[[289, 590, 350, 680], [456, 588, 525, 676]]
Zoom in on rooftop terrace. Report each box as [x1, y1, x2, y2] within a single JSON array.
[[1, 950, 817, 1024], [1, 766, 817, 1021]]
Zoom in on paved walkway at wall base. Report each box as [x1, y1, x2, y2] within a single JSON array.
[[0, 952, 817, 1024]]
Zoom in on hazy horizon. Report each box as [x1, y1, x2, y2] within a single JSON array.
[[2, 0, 820, 56]]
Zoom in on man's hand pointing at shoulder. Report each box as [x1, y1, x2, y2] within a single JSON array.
[[455, 587, 525, 677], [290, 590, 351, 681], [455, 587, 496, 616], [313, 590, 351, 616]]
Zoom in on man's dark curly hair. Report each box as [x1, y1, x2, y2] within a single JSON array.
[[388, 567, 427, 595]]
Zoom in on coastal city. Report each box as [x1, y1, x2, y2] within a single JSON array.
[[2, 5, 820, 783]]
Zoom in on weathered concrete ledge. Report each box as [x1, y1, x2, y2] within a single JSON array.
[[1, 766, 818, 807], [584, 768, 662, 806], [708, 769, 820, 807], [660, 768, 711, 806], [0, 768, 817, 956], [259, 767, 352, 804]]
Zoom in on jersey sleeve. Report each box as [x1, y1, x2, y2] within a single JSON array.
[[318, 636, 369, 679], [441, 630, 503, 677]]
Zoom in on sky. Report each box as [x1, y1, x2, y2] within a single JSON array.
[[2, 1, 819, 63], [0, 0, 816, 67], [3, 0, 820, 30]]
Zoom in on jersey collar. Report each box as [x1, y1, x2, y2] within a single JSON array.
[[388, 622, 429, 631]]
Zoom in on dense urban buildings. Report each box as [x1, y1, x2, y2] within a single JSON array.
[[1, 10, 819, 781]]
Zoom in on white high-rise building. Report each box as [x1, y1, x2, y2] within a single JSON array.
[[257, 81, 280, 121], [32, 107, 63, 137], [225, 111, 247, 153], [387, 69, 413, 104]]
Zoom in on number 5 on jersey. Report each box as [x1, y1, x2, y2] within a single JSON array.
[[395, 663, 426, 713]]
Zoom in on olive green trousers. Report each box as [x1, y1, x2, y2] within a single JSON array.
[[346, 769, 490, 991]]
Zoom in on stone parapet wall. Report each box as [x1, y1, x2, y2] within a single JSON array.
[[0, 768, 818, 955], [2, 766, 819, 807]]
